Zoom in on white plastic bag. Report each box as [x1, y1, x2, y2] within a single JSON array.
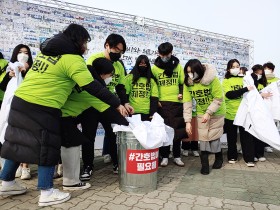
[[0, 62, 23, 144], [113, 113, 174, 149]]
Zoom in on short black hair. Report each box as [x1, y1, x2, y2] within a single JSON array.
[[91, 57, 115, 75], [10, 44, 33, 68], [252, 64, 264, 72], [184, 59, 205, 86], [63, 23, 91, 54], [263, 62, 275, 71], [104, 34, 126, 53], [224, 59, 240, 79], [158, 42, 173, 55], [0, 52, 4, 59]]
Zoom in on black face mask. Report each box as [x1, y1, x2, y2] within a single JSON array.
[[109, 52, 121, 62], [138, 66, 148, 77], [138, 66, 147, 71]]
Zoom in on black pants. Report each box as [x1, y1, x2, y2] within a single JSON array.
[[80, 107, 128, 168], [139, 113, 151, 121], [225, 119, 254, 163], [102, 113, 151, 155], [254, 137, 265, 158], [160, 141, 181, 158], [158, 102, 187, 159], [181, 141, 198, 151]]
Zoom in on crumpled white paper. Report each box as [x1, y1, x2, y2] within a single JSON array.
[[113, 113, 174, 149]]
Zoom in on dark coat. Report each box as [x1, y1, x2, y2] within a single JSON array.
[[60, 116, 89, 148], [1, 96, 61, 166], [158, 101, 188, 142]]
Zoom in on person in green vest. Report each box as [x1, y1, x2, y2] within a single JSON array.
[[60, 57, 128, 191], [0, 23, 126, 207], [151, 42, 187, 167], [222, 59, 255, 167], [263, 62, 279, 153], [79, 34, 133, 180], [0, 52, 9, 108], [183, 59, 225, 175], [124, 55, 158, 121]]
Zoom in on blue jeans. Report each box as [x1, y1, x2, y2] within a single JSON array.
[[0, 159, 55, 190], [37, 165, 55, 190], [0, 159, 19, 181]]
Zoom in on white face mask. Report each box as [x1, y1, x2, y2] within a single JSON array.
[[188, 72, 198, 80], [17, 53, 29, 63], [188, 72, 199, 80], [237, 73, 244, 77], [104, 77, 113, 85], [257, 74, 262, 80], [230, 68, 240, 76], [161, 56, 171, 63], [264, 69, 273, 75]]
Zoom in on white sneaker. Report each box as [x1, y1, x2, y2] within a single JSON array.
[[21, 168, 31, 180], [228, 159, 236, 164], [63, 182, 91, 191], [258, 157, 266, 162], [0, 181, 27, 195], [15, 166, 22, 178], [246, 162, 255, 167], [254, 157, 259, 162], [182, 150, 189, 157], [264, 147, 273, 153], [192, 151, 200, 157], [103, 154, 112, 163], [38, 189, 71, 207], [173, 158, 185, 167], [160, 158, 168, 167]]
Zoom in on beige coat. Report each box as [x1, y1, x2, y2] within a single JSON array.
[[183, 64, 225, 141]]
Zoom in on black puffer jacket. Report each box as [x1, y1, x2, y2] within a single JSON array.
[[1, 34, 120, 165], [2, 96, 62, 166]]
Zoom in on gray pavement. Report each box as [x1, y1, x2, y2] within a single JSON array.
[[1, 149, 280, 210]]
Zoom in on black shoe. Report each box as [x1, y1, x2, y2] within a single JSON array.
[[212, 152, 223, 169], [63, 182, 91, 190], [212, 160, 223, 169], [113, 164, 118, 174], [80, 166, 93, 181]]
